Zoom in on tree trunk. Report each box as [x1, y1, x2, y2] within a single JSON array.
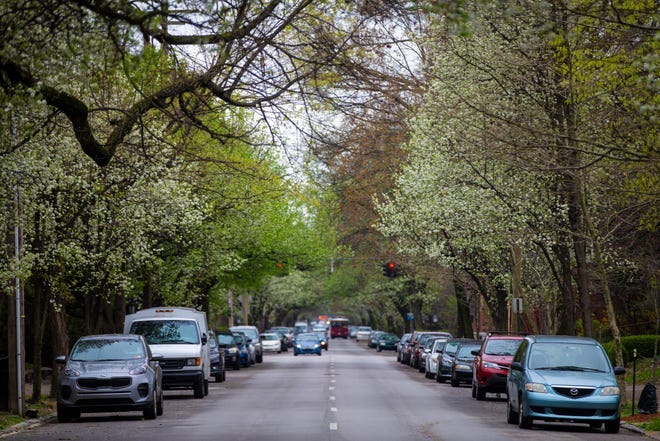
[[48, 287, 70, 400], [553, 243, 577, 335], [453, 278, 472, 337]]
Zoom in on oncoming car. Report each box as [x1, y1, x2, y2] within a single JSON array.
[[293, 333, 323, 356], [506, 335, 625, 433], [56, 334, 163, 422]]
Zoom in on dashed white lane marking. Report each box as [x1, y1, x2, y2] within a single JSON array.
[[330, 423, 338, 430], [331, 407, 337, 412]]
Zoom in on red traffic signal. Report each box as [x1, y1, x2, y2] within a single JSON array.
[[383, 261, 400, 278]]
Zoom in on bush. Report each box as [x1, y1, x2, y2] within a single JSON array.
[[602, 335, 659, 365]]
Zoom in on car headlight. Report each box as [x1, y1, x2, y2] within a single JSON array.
[[525, 383, 548, 393], [601, 386, 620, 396], [227, 347, 238, 354], [295, 344, 302, 349], [185, 357, 201, 366], [482, 361, 499, 369], [313, 344, 320, 349], [129, 364, 148, 375], [64, 368, 81, 377], [455, 363, 471, 371]]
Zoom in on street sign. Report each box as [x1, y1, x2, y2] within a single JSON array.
[[512, 297, 523, 313]]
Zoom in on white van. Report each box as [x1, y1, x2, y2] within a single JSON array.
[[124, 307, 211, 398]]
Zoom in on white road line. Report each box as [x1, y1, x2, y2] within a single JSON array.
[[330, 423, 338, 430]]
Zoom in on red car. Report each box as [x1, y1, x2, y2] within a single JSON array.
[[471, 333, 524, 400]]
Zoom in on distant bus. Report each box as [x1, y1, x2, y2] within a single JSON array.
[[329, 317, 350, 339]]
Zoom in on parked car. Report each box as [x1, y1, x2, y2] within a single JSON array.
[[437, 338, 478, 383], [355, 326, 373, 342], [376, 333, 400, 352], [411, 332, 453, 369], [424, 338, 448, 379], [232, 332, 253, 367], [267, 326, 292, 350], [208, 330, 226, 382], [231, 325, 263, 363], [471, 333, 523, 400], [349, 325, 358, 339], [368, 331, 385, 348], [216, 329, 240, 370], [56, 334, 163, 422], [397, 333, 412, 362], [418, 336, 441, 373], [261, 332, 282, 353], [293, 332, 323, 356], [506, 335, 625, 433], [450, 341, 482, 387]]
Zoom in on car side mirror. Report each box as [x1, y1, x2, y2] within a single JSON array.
[[614, 366, 626, 375], [55, 355, 66, 364], [201, 334, 208, 345], [510, 361, 522, 371]]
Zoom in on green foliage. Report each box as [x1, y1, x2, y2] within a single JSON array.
[[602, 335, 659, 365]]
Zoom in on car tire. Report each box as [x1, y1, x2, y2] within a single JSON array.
[[204, 379, 209, 396], [156, 386, 164, 416], [450, 377, 459, 387], [318, 351, 322, 356], [234, 362, 240, 370], [377, 346, 382, 352], [193, 379, 204, 398], [506, 397, 518, 424], [294, 352, 299, 356], [518, 396, 532, 429], [57, 403, 79, 423], [143, 387, 158, 420], [604, 418, 620, 434], [476, 385, 486, 400], [257, 353, 263, 363], [472, 383, 476, 398]]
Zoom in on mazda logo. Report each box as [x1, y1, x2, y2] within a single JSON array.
[[570, 388, 579, 396]]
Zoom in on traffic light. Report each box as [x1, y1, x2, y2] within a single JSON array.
[[383, 261, 400, 278]]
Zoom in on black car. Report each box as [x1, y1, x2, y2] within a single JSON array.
[[437, 338, 479, 383], [208, 330, 226, 382], [450, 341, 482, 387], [216, 329, 241, 370]]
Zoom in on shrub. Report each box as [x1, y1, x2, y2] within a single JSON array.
[[602, 335, 659, 365]]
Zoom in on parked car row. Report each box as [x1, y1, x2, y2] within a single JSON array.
[[389, 330, 625, 434], [56, 307, 278, 423]]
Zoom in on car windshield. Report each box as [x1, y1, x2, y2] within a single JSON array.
[[130, 319, 199, 344], [456, 344, 480, 360], [529, 342, 611, 372], [261, 334, 279, 341], [358, 326, 371, 332], [445, 341, 462, 356], [433, 341, 446, 353], [484, 339, 522, 356], [233, 334, 245, 345], [71, 338, 145, 361], [297, 333, 319, 341], [232, 327, 258, 340], [217, 333, 235, 346]]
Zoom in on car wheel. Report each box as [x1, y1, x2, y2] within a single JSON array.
[[506, 396, 518, 424], [604, 418, 620, 434], [518, 396, 532, 429], [294, 352, 299, 356], [436, 370, 444, 383], [472, 383, 476, 398], [450, 377, 459, 387], [377, 346, 382, 352], [143, 387, 157, 420], [57, 403, 79, 423], [418, 363, 425, 373], [476, 385, 486, 400], [318, 351, 322, 356], [156, 386, 164, 416], [256, 353, 263, 363], [234, 362, 240, 370], [204, 379, 209, 396], [193, 379, 204, 398]]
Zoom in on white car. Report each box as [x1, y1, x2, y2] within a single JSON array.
[[355, 326, 372, 342], [260, 333, 282, 353], [425, 338, 449, 379]]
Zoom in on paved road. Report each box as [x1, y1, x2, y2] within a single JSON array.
[[1, 338, 647, 441]]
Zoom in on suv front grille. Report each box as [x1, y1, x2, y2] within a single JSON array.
[[552, 386, 596, 399], [159, 359, 185, 369], [77, 377, 131, 389]]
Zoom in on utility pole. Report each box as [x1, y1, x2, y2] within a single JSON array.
[[8, 183, 24, 416]]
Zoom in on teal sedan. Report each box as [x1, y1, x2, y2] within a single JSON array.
[[506, 335, 625, 434], [376, 333, 400, 352]]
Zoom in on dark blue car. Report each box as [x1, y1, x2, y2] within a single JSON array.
[[233, 333, 252, 367], [293, 333, 322, 356]]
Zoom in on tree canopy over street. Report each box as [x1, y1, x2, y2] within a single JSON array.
[[0, 0, 657, 412]]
